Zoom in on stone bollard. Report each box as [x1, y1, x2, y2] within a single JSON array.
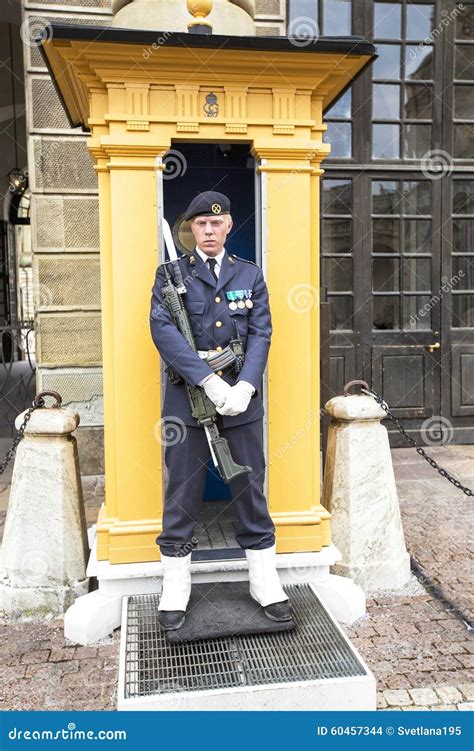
[[322, 388, 411, 591], [0, 395, 89, 616]]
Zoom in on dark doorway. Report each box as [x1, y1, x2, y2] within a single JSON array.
[[163, 141, 256, 512]]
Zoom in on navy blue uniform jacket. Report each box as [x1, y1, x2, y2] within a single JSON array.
[[149, 250, 272, 428]]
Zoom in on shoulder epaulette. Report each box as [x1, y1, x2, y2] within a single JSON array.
[[231, 254, 258, 266]]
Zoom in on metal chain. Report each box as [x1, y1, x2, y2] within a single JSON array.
[[0, 391, 63, 476], [359, 385, 473, 498]]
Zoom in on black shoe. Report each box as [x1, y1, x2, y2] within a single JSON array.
[[158, 610, 186, 630], [250, 594, 293, 622], [264, 600, 293, 622]]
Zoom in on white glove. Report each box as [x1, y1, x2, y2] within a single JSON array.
[[216, 381, 255, 416], [202, 374, 232, 408]]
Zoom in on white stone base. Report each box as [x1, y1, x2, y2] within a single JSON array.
[[331, 551, 411, 593], [64, 590, 123, 646], [64, 526, 366, 644], [119, 674, 376, 711], [0, 576, 89, 618], [311, 577, 366, 624]]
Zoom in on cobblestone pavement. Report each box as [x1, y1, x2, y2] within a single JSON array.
[[392, 444, 474, 621], [0, 444, 472, 710]]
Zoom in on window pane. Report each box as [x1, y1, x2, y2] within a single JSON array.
[[454, 85, 474, 119], [373, 3, 402, 39], [324, 121, 352, 157], [405, 46, 433, 80], [330, 296, 352, 329], [323, 0, 351, 35], [322, 218, 352, 253], [373, 218, 400, 252], [403, 296, 432, 329], [373, 296, 400, 329], [323, 179, 352, 214], [453, 219, 474, 252], [454, 124, 474, 159], [404, 181, 431, 215], [455, 47, 474, 80], [403, 258, 431, 292], [453, 181, 474, 213], [324, 258, 353, 291], [406, 4, 434, 39], [403, 123, 431, 158], [373, 123, 400, 158], [452, 256, 474, 289], [404, 219, 432, 253], [373, 258, 399, 291], [373, 83, 400, 119], [452, 295, 474, 327], [456, 4, 474, 40], [372, 180, 401, 214], [404, 85, 432, 119], [325, 89, 351, 118], [373, 44, 401, 79]]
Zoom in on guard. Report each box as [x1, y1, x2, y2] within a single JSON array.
[[149, 191, 292, 630]]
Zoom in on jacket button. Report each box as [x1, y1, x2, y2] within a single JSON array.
[[216, 346, 222, 351], [215, 296, 221, 303], [215, 321, 222, 327], [217, 370, 224, 376]]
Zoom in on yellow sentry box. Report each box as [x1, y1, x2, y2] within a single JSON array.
[[41, 27, 375, 564]]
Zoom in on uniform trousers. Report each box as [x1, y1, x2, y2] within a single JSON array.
[[156, 416, 275, 557]]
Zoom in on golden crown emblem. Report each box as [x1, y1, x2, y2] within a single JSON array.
[[212, 203, 222, 214]]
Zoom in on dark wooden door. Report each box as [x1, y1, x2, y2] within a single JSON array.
[[319, 0, 474, 446], [365, 174, 442, 446]]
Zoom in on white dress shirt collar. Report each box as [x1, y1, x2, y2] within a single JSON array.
[[195, 245, 226, 270]]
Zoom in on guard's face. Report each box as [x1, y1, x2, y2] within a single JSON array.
[[190, 214, 233, 256]]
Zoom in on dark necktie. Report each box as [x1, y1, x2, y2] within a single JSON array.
[[207, 257, 218, 283]]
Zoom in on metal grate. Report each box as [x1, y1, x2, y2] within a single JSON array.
[[123, 584, 367, 699]]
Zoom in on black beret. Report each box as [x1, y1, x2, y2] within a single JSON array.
[[184, 191, 231, 221]]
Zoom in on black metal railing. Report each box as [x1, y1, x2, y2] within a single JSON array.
[[0, 323, 36, 438]]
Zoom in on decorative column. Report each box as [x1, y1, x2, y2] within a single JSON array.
[[253, 140, 331, 553]]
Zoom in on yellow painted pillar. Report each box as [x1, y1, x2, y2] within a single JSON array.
[[93, 145, 171, 562], [253, 142, 331, 553]]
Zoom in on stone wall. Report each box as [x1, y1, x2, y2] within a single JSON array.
[[22, 0, 113, 475], [255, 0, 285, 35]]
